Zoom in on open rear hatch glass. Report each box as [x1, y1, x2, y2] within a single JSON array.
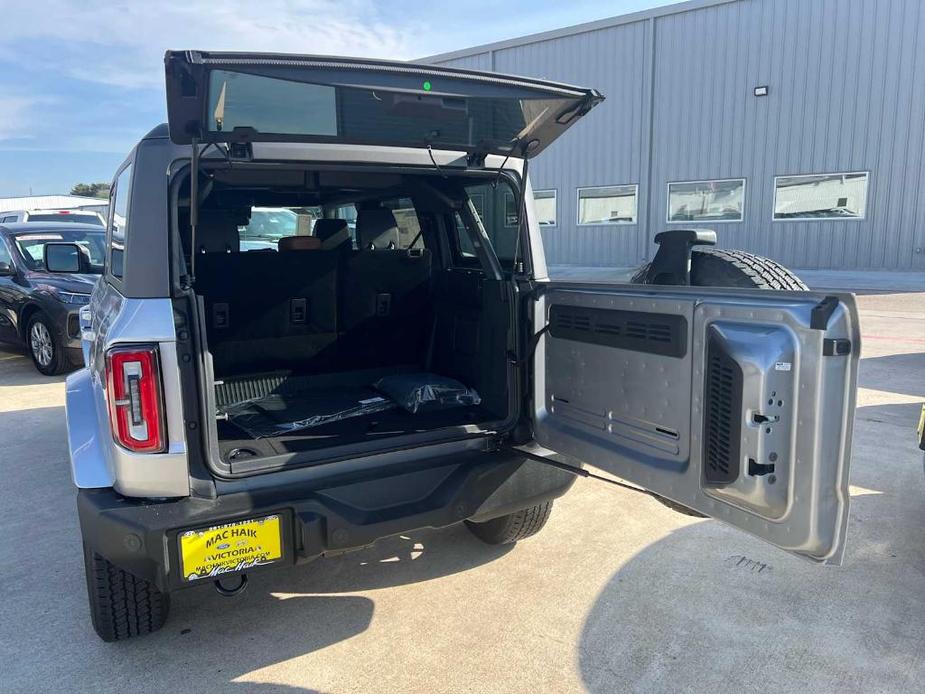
[[164, 51, 603, 158]]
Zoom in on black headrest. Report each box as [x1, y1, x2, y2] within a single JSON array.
[[313, 218, 352, 250], [356, 207, 399, 250], [196, 209, 240, 253]]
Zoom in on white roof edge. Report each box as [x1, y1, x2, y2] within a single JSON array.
[[419, 0, 739, 63], [0, 193, 100, 202]]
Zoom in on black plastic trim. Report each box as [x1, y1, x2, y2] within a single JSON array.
[[548, 304, 688, 358], [810, 295, 840, 330], [77, 451, 577, 593], [703, 328, 743, 486]]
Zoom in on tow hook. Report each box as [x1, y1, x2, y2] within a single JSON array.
[[214, 573, 248, 597]]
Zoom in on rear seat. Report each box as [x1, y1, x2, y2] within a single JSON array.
[[195, 212, 339, 376], [338, 205, 432, 367], [196, 206, 433, 376]]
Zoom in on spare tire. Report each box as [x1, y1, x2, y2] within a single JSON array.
[[688, 248, 808, 290], [645, 247, 806, 518]]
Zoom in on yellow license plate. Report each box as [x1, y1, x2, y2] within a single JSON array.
[[179, 515, 283, 582]]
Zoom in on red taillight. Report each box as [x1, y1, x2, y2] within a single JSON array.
[[57, 210, 70, 214], [106, 346, 166, 453]]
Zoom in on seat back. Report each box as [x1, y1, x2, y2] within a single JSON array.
[[196, 209, 242, 254], [278, 235, 322, 251], [338, 248, 432, 367], [197, 250, 339, 376], [355, 207, 400, 250], [313, 218, 353, 250]]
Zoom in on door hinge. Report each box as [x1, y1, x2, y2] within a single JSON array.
[[823, 338, 852, 356]]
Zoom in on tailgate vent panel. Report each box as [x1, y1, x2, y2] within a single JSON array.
[[549, 305, 687, 357], [703, 331, 743, 485]]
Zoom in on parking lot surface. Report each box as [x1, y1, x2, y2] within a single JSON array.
[[1, 290, 924, 694]]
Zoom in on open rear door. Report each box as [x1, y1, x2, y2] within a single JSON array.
[[532, 283, 859, 564]]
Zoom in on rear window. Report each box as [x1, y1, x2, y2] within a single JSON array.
[[206, 69, 558, 152], [27, 213, 102, 225], [238, 207, 321, 250]]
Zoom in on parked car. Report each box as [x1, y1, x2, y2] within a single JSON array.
[[0, 208, 105, 226], [0, 222, 103, 373], [55, 51, 860, 642]]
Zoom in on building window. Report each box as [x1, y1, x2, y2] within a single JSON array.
[[773, 172, 869, 221], [577, 185, 637, 225], [534, 189, 557, 226], [667, 178, 745, 223]]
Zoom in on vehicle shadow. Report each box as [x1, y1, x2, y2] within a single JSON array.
[[95, 526, 513, 691], [577, 403, 925, 694], [854, 400, 921, 429], [0, 398, 517, 692], [858, 352, 925, 399], [577, 489, 925, 694]]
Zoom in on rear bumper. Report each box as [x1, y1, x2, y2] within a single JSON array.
[[78, 449, 577, 592]]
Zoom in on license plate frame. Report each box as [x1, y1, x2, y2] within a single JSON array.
[[177, 514, 285, 583]]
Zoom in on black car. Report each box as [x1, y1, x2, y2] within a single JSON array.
[[0, 222, 105, 374]]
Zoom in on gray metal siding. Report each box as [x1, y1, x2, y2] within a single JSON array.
[[432, 0, 925, 270], [495, 23, 650, 266]]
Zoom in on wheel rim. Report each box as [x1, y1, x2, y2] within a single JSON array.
[[30, 321, 54, 367]]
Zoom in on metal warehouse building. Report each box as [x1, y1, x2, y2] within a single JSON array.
[[426, 0, 925, 271]]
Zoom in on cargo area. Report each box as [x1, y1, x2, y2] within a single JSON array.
[[181, 164, 520, 469]]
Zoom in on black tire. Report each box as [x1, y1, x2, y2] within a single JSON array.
[[648, 248, 806, 518], [689, 247, 808, 290], [83, 544, 170, 642], [26, 312, 69, 375], [465, 502, 553, 545]]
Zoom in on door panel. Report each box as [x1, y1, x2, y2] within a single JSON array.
[[534, 284, 859, 564]]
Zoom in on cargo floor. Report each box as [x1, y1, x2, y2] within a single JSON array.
[[214, 366, 495, 464]]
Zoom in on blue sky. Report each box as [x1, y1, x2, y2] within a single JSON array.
[[0, 0, 671, 197]]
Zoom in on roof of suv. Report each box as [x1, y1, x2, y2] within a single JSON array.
[[0, 222, 105, 235], [143, 123, 170, 140]]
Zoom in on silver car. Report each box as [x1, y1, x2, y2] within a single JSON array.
[[52, 51, 859, 641]]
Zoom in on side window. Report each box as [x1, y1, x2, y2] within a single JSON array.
[[381, 198, 423, 249], [466, 183, 520, 265], [451, 211, 478, 264], [109, 164, 133, 278], [0, 238, 11, 265]]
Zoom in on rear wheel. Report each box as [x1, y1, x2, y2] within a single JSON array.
[[26, 312, 68, 376], [465, 502, 553, 545], [83, 544, 170, 642]]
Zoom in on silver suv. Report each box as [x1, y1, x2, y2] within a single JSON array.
[[55, 51, 860, 641]]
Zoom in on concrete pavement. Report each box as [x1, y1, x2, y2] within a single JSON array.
[[1, 291, 924, 693]]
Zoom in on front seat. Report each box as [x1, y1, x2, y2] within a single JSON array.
[[313, 218, 353, 250], [355, 206, 399, 250], [196, 209, 242, 253]]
